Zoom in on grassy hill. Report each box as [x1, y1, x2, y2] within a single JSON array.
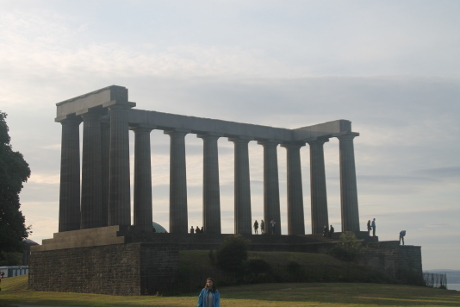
[[0, 274, 459, 307], [175, 250, 395, 293]]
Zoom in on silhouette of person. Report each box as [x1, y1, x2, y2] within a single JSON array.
[[253, 220, 259, 234], [260, 220, 265, 234], [329, 225, 334, 238], [371, 218, 376, 236], [399, 230, 406, 245], [270, 219, 276, 235]]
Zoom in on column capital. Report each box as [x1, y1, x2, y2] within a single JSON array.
[[105, 101, 136, 110], [228, 136, 252, 143], [59, 116, 82, 126], [257, 139, 280, 147], [164, 129, 189, 137], [280, 141, 306, 149], [197, 132, 221, 139], [306, 137, 329, 146], [335, 132, 359, 140], [132, 125, 154, 133]]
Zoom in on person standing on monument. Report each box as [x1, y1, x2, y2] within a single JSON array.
[[253, 220, 259, 234], [260, 220, 265, 234], [329, 225, 334, 238], [371, 218, 376, 236], [270, 219, 276, 235], [198, 277, 220, 307], [367, 220, 371, 235], [322, 225, 328, 237], [399, 230, 406, 245]]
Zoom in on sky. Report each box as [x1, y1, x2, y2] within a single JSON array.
[[1, 0, 459, 270]]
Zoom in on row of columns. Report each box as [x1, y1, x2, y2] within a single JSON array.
[[58, 109, 360, 235]]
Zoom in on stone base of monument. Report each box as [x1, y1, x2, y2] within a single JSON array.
[[28, 227, 422, 295], [28, 226, 179, 296]]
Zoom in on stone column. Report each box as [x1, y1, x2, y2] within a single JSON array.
[[229, 137, 252, 234], [134, 127, 153, 232], [108, 104, 132, 227], [258, 140, 281, 235], [100, 120, 110, 227], [80, 112, 103, 229], [198, 133, 221, 234], [58, 117, 81, 232], [281, 142, 305, 235], [337, 133, 360, 232], [307, 138, 329, 234], [165, 130, 188, 234]]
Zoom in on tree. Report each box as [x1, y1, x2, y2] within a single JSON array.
[[0, 111, 31, 260], [329, 231, 364, 262], [216, 234, 248, 272]]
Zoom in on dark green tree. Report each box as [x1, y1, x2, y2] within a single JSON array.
[[216, 234, 248, 272], [329, 231, 364, 262], [0, 111, 31, 260]]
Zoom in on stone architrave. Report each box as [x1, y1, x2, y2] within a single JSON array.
[[198, 133, 221, 234], [133, 127, 154, 232], [229, 137, 252, 234], [58, 117, 81, 232], [282, 142, 305, 235], [307, 138, 329, 234], [108, 104, 132, 227], [258, 140, 281, 235], [337, 132, 360, 232], [165, 130, 189, 234], [80, 111, 103, 229]]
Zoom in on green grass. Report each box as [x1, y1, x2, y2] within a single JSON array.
[[1, 275, 459, 306]]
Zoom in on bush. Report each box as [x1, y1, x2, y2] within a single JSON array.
[[329, 232, 363, 262], [216, 235, 248, 272], [243, 257, 274, 284]]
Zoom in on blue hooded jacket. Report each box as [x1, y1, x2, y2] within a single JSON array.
[[197, 288, 220, 307]]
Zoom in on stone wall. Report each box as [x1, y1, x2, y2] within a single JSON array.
[[29, 242, 178, 295], [359, 242, 423, 283]]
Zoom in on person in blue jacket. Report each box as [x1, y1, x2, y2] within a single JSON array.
[[197, 277, 220, 307]]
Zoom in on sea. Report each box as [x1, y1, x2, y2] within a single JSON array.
[[448, 283, 460, 291]]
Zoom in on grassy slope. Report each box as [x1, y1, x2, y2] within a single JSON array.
[[1, 275, 459, 307]]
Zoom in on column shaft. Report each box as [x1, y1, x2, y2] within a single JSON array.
[[166, 130, 188, 234], [100, 121, 110, 226], [58, 118, 81, 232], [134, 127, 153, 232], [308, 138, 329, 234], [259, 140, 281, 235], [108, 105, 131, 226], [282, 143, 305, 235], [230, 138, 252, 234], [81, 112, 103, 229], [338, 133, 360, 231], [199, 134, 221, 234]]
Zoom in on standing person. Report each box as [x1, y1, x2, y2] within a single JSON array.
[[260, 220, 265, 234], [322, 225, 328, 237], [198, 277, 220, 307], [371, 218, 376, 236], [270, 219, 276, 235], [329, 225, 334, 238], [367, 220, 371, 235], [190, 226, 195, 234], [399, 230, 406, 245], [196, 226, 201, 233], [253, 220, 259, 234]]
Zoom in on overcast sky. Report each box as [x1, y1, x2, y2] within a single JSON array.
[[1, 0, 459, 271]]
